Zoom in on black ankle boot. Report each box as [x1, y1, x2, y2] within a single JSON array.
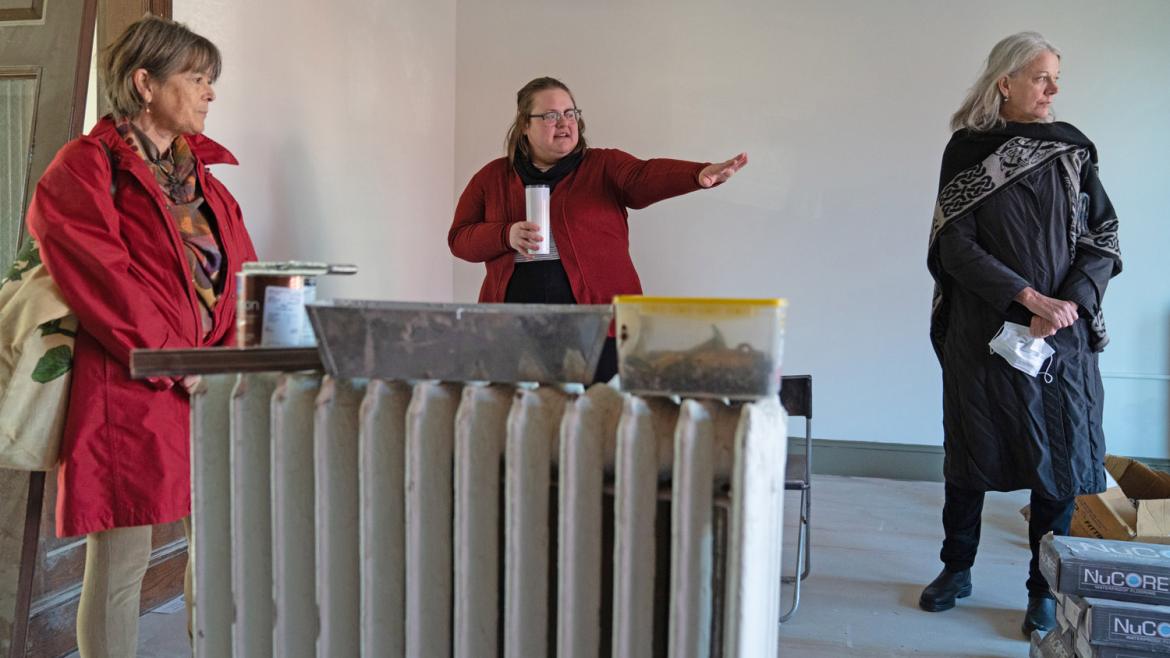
[[1022, 595, 1056, 636], [918, 568, 972, 612]]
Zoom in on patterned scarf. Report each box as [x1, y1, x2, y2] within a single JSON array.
[[927, 122, 1121, 356], [117, 120, 224, 334]]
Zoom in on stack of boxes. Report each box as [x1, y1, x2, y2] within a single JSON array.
[[1033, 533, 1170, 657]]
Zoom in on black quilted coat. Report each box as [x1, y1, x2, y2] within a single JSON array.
[[927, 122, 1122, 499]]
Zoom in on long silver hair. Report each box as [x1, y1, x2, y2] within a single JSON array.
[[950, 31, 1060, 132]]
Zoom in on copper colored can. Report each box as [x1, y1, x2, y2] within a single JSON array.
[[236, 271, 315, 347], [235, 262, 357, 347]]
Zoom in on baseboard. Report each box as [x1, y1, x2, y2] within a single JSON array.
[[790, 437, 1170, 482]]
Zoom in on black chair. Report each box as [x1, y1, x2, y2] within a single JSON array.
[[779, 374, 812, 623]]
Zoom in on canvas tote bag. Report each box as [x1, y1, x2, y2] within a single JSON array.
[[0, 237, 75, 470]]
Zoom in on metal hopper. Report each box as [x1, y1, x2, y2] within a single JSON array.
[[307, 301, 613, 384]]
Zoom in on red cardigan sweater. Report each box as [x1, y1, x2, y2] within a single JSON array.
[[449, 148, 707, 305]]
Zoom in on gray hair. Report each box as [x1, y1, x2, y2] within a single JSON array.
[[100, 15, 222, 120], [950, 31, 1060, 132]]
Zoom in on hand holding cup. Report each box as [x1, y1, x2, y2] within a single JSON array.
[[509, 221, 544, 255]]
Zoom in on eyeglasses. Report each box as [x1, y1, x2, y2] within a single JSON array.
[[528, 109, 583, 124]]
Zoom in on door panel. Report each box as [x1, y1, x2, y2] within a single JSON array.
[[0, 0, 95, 269], [0, 3, 91, 656], [0, 2, 45, 22], [0, 70, 37, 275]]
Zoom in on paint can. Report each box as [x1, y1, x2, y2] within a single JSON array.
[[236, 262, 357, 347]]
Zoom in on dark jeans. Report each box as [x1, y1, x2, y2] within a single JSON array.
[[940, 482, 1076, 597], [504, 260, 617, 384]]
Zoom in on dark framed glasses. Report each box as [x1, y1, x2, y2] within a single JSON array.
[[528, 109, 582, 124]]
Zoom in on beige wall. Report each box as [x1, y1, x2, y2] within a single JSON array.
[[175, 0, 456, 302], [174, 0, 1170, 456], [454, 0, 1170, 454]]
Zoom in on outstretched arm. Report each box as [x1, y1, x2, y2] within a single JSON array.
[[607, 149, 748, 209]]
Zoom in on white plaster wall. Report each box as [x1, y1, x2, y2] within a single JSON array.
[[175, 0, 456, 302], [175, 0, 1169, 457], [453, 0, 1170, 456]]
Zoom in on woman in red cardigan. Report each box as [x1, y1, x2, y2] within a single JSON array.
[[448, 76, 747, 381]]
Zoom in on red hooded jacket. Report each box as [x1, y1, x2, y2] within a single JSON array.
[[27, 117, 256, 537], [449, 148, 707, 304]]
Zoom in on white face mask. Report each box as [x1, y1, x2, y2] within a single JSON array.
[[989, 321, 1056, 383]]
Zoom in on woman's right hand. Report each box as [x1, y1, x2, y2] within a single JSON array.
[[508, 221, 543, 255], [1015, 287, 1078, 330]]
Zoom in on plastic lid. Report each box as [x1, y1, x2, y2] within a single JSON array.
[[613, 295, 787, 307]]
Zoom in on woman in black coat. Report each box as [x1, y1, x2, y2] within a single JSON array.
[[921, 31, 1121, 636]]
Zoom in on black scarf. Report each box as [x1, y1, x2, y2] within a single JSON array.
[[936, 121, 1096, 195], [512, 146, 584, 192]]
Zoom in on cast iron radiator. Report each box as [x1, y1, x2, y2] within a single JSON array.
[[189, 374, 787, 658]]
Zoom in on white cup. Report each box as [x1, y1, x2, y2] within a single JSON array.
[[525, 185, 550, 255]]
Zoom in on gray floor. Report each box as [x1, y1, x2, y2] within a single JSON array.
[[73, 474, 1036, 657], [777, 475, 1034, 657]]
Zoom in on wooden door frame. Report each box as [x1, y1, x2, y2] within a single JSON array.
[[7, 474, 45, 658], [9, 5, 174, 656], [5, 0, 98, 649]]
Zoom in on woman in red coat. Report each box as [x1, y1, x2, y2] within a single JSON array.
[[25, 16, 255, 655], [449, 76, 747, 382]]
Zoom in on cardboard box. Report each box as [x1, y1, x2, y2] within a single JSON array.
[[1057, 597, 1170, 650], [1072, 487, 1137, 541], [1071, 456, 1170, 543], [1077, 596, 1170, 653], [1108, 456, 1170, 500], [1076, 631, 1167, 657], [1030, 629, 1075, 658], [1031, 625, 1164, 658], [1039, 534, 1170, 606], [1059, 593, 1086, 632], [1136, 500, 1170, 545]]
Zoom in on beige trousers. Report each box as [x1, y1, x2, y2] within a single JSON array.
[[76, 517, 192, 658]]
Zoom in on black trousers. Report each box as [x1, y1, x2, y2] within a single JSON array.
[[940, 482, 1076, 597], [504, 260, 618, 384]]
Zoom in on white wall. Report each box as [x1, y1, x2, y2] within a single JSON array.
[[454, 0, 1170, 457], [178, 0, 1169, 458], [175, 0, 456, 302]]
